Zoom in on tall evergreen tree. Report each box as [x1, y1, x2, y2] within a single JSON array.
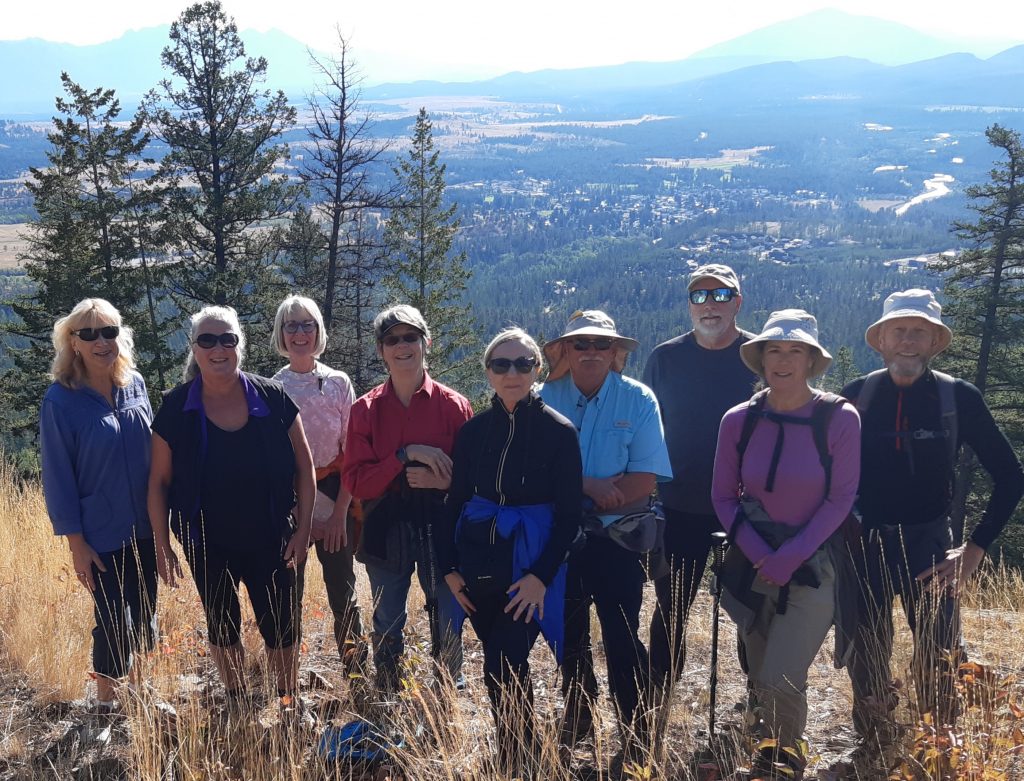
[[146, 0, 297, 313], [1, 74, 155, 446], [936, 124, 1024, 550], [383, 108, 475, 382]]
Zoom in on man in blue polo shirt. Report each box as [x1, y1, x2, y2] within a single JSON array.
[[540, 310, 672, 769]]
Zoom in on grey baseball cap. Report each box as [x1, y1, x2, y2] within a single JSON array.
[[688, 263, 741, 293]]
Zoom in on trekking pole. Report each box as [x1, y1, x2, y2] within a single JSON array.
[[708, 530, 728, 738]]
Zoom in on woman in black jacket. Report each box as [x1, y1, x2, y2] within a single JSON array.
[[440, 328, 583, 778]]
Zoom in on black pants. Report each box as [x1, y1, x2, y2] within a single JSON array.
[[467, 586, 543, 773], [562, 534, 649, 736], [848, 520, 965, 739], [90, 538, 158, 679], [182, 532, 297, 649], [648, 509, 719, 688]]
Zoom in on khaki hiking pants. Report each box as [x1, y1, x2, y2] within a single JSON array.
[[740, 555, 836, 751]]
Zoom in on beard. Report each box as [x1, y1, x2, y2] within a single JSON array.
[[886, 354, 929, 381]]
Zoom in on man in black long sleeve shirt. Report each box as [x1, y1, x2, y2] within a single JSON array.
[[841, 289, 1024, 750]]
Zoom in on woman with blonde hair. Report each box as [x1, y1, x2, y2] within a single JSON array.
[[40, 298, 157, 712], [148, 305, 315, 707], [270, 295, 365, 674]]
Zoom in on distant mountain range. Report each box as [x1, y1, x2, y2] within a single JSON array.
[[0, 9, 1021, 116]]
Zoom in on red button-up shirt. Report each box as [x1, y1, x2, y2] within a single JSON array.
[[342, 373, 473, 500]]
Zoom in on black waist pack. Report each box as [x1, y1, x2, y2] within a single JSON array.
[[457, 517, 515, 598]]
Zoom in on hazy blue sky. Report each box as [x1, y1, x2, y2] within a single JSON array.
[[6, 0, 1022, 82]]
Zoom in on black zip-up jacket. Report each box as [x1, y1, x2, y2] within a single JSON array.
[[438, 392, 583, 585], [842, 370, 1024, 550]]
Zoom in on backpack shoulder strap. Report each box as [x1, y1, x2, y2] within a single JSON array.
[[736, 390, 769, 474], [853, 369, 888, 417], [931, 370, 959, 469], [810, 392, 846, 497]]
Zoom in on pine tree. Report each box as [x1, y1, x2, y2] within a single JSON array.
[[146, 0, 297, 313], [822, 345, 858, 392], [0, 74, 156, 447], [383, 108, 475, 382], [936, 124, 1024, 551]]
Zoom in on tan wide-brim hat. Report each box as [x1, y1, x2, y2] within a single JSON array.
[[543, 309, 639, 382], [865, 288, 952, 355], [740, 308, 833, 379]]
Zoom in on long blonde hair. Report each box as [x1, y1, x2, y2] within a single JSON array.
[[51, 298, 136, 389]]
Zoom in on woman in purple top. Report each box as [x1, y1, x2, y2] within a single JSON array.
[[712, 309, 860, 779]]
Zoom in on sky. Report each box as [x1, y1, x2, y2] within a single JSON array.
[[5, 0, 1023, 82]]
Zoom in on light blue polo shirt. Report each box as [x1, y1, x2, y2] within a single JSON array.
[[539, 371, 672, 524]]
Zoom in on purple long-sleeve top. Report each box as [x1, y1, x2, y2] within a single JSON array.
[[711, 393, 861, 585]]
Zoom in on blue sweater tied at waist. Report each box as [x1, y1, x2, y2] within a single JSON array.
[[451, 495, 568, 663]]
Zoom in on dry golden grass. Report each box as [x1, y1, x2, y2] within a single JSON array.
[[1, 457, 1022, 780]]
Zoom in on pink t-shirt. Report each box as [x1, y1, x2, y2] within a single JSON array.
[[274, 362, 355, 523], [711, 392, 861, 585]]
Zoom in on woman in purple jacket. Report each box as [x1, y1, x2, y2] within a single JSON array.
[[711, 309, 860, 780]]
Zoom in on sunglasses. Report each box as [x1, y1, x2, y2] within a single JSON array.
[[73, 325, 120, 342], [572, 338, 614, 352], [195, 332, 240, 349], [689, 287, 736, 305], [381, 332, 421, 347], [283, 320, 317, 335], [487, 356, 538, 374]]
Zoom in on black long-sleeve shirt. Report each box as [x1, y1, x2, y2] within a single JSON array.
[[842, 370, 1024, 550], [438, 392, 583, 585]]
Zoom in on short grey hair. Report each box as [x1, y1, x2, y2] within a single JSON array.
[[183, 305, 246, 382], [482, 327, 543, 370], [271, 295, 327, 358]]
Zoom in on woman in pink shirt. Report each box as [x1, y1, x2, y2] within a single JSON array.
[[712, 309, 860, 780], [271, 295, 365, 677]]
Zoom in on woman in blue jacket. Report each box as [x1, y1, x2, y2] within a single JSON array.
[[40, 298, 157, 711]]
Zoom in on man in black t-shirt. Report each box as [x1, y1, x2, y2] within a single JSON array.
[[644, 264, 757, 696], [842, 289, 1023, 748]]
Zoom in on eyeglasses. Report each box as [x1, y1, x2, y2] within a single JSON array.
[[572, 338, 614, 352], [381, 332, 421, 347], [73, 326, 120, 342], [283, 320, 317, 335], [487, 356, 538, 374], [689, 287, 736, 305], [195, 332, 240, 349]]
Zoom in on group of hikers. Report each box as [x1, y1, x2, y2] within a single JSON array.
[[39, 263, 1024, 779]]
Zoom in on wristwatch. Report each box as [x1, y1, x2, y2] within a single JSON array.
[[396, 446, 409, 464]]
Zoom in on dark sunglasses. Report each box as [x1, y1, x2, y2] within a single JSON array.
[[73, 325, 120, 342], [283, 320, 317, 335], [487, 356, 538, 374], [689, 287, 736, 305], [195, 332, 240, 349], [381, 332, 421, 347], [572, 338, 614, 352]]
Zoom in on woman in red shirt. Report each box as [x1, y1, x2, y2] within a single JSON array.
[[342, 304, 472, 694]]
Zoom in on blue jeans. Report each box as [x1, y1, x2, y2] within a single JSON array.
[[364, 521, 463, 689]]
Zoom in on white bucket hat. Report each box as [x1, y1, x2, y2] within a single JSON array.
[[740, 308, 833, 379], [543, 309, 639, 381], [865, 289, 952, 355]]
